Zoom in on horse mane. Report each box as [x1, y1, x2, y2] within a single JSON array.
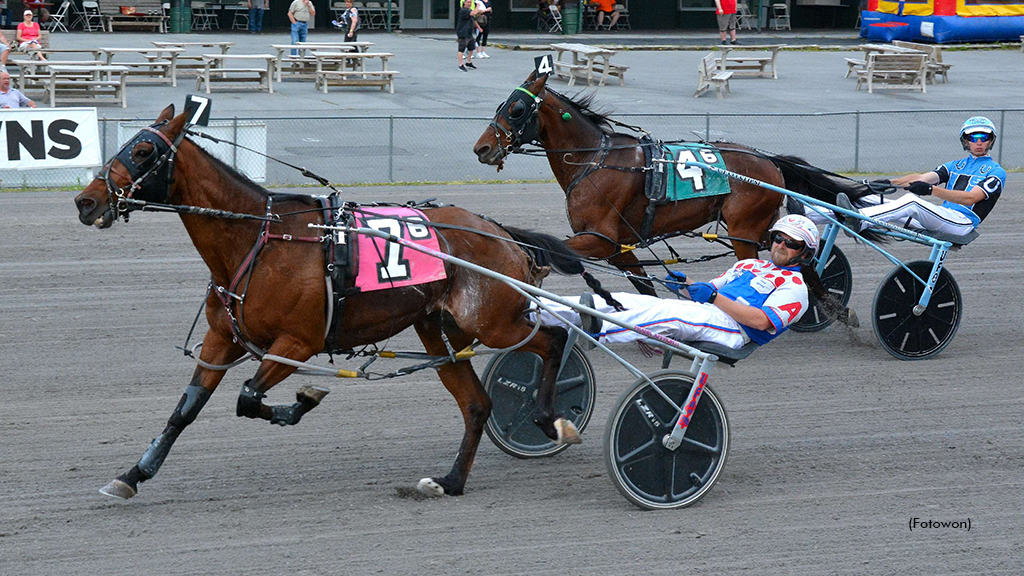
[[183, 137, 319, 207], [549, 89, 615, 134]]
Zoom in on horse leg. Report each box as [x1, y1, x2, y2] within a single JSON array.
[[235, 336, 328, 426], [564, 232, 656, 295], [99, 330, 245, 500], [413, 313, 491, 497]]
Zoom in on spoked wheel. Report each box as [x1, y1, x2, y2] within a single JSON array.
[[791, 244, 853, 332], [482, 344, 596, 458], [872, 260, 962, 360], [604, 370, 729, 510]]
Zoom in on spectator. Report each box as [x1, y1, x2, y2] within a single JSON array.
[[714, 0, 739, 45], [474, 0, 491, 58], [456, 0, 480, 72], [0, 27, 10, 70], [288, 0, 315, 56], [590, 0, 618, 29], [248, 0, 268, 33], [17, 10, 46, 61], [331, 0, 360, 42], [0, 70, 36, 108]]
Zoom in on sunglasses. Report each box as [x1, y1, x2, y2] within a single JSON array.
[[771, 231, 805, 251], [965, 132, 993, 143]]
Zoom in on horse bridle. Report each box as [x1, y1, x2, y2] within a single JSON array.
[[98, 121, 187, 222], [489, 83, 545, 156]]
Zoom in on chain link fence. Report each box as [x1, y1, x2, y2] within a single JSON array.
[[2, 109, 1020, 189]]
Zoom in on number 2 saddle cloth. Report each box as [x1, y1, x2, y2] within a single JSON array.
[[319, 195, 447, 353]]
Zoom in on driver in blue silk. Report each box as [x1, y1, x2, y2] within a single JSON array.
[[535, 214, 818, 351], [835, 116, 1005, 237]]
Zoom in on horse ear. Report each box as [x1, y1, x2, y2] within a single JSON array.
[[156, 104, 175, 124], [526, 70, 537, 83], [161, 109, 190, 140], [528, 70, 548, 93]]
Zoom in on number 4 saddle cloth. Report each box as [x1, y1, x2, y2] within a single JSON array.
[[643, 140, 732, 204]]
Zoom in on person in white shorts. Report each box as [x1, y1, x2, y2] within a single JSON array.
[[535, 214, 819, 350], [822, 117, 1006, 238]]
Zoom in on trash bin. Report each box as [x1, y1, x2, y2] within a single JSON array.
[[169, 0, 192, 33], [562, 0, 581, 34]]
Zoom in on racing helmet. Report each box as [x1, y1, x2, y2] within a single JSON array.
[[959, 116, 997, 150], [769, 214, 820, 254]]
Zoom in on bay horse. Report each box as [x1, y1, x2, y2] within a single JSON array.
[[74, 105, 615, 501], [473, 71, 885, 296]]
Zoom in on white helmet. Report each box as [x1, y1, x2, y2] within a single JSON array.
[[769, 214, 819, 252], [959, 116, 997, 151]]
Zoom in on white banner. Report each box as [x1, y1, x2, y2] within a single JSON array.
[[0, 108, 102, 171]]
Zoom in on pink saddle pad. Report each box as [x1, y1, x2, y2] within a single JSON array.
[[353, 207, 448, 292]]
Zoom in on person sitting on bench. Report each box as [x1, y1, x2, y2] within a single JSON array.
[[535, 214, 819, 350]]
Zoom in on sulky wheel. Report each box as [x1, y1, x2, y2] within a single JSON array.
[[604, 370, 729, 510], [482, 344, 596, 459], [872, 260, 962, 360], [791, 244, 853, 332]]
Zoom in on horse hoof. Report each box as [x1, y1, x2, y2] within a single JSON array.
[[416, 478, 445, 497], [98, 479, 136, 500], [844, 308, 861, 328], [297, 385, 330, 405], [554, 418, 582, 445]]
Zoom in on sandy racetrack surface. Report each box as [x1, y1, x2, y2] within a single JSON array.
[[2, 182, 1021, 574]]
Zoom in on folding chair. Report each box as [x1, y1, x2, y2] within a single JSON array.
[[547, 4, 562, 33], [737, 3, 756, 30], [231, 2, 249, 29], [46, 1, 70, 31], [614, 3, 629, 29], [81, 0, 104, 31], [772, 3, 790, 30]]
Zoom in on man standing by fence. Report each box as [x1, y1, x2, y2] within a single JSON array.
[[248, 0, 268, 33]]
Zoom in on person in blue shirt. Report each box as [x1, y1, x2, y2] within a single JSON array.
[[839, 116, 1006, 237]]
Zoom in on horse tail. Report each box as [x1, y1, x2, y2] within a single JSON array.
[[767, 154, 890, 245], [504, 226, 624, 311]]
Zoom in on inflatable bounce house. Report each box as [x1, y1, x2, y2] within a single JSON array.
[[861, 0, 1024, 42]]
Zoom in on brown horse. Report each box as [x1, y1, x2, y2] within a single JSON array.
[[474, 71, 882, 295], [74, 105, 613, 501]]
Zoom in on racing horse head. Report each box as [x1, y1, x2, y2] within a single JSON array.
[[75, 105, 188, 229]]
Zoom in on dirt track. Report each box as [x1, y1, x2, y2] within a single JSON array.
[[2, 182, 1021, 575]]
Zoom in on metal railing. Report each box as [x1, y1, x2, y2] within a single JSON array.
[[2, 109, 1019, 189]]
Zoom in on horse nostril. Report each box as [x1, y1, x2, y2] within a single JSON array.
[[76, 197, 96, 212], [476, 145, 491, 157]]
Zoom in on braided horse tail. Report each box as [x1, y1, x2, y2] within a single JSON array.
[[504, 226, 623, 311]]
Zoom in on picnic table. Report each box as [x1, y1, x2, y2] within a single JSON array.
[[271, 43, 373, 83], [845, 43, 925, 78], [98, 47, 183, 87], [45, 65, 129, 108], [151, 41, 235, 77], [715, 44, 783, 79], [549, 42, 628, 87], [10, 58, 106, 90], [312, 51, 398, 94], [34, 48, 105, 60], [196, 53, 275, 93]]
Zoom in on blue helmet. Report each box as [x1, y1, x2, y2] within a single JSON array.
[[959, 116, 997, 145]]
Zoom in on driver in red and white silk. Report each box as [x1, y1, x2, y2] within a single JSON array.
[[535, 214, 818, 350]]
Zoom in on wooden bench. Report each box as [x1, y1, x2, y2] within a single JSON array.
[[855, 53, 927, 94], [45, 65, 129, 108], [714, 45, 782, 79], [99, 0, 168, 32], [844, 57, 866, 78], [694, 53, 732, 99], [196, 54, 274, 93], [10, 59, 105, 91], [317, 70, 399, 93], [893, 40, 952, 84]]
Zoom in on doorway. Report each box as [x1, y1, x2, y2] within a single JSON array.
[[403, 0, 453, 28]]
